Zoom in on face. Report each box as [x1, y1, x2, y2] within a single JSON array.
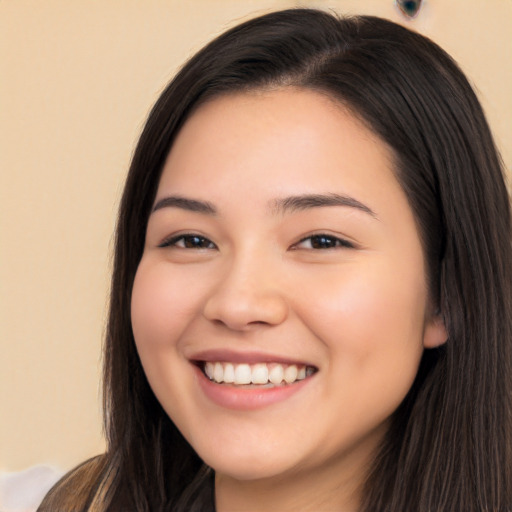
[[131, 89, 446, 485]]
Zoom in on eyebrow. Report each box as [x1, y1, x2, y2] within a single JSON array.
[[271, 193, 377, 218], [152, 195, 217, 215], [151, 192, 376, 218]]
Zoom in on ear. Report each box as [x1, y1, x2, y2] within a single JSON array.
[[423, 312, 448, 348]]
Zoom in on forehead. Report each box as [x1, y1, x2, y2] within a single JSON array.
[[157, 88, 404, 216]]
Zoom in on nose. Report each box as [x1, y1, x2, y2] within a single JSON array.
[[202, 253, 288, 331]]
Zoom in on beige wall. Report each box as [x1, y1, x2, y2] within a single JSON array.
[[1, 0, 510, 473]]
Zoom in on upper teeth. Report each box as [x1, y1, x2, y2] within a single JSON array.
[[203, 362, 313, 386]]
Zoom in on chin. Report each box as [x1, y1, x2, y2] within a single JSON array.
[[211, 463, 290, 482], [199, 445, 298, 481]]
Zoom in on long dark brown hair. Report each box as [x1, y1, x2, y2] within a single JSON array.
[[39, 8, 511, 512]]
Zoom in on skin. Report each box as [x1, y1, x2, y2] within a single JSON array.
[[131, 88, 447, 511]]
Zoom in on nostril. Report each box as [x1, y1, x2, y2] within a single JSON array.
[[203, 291, 288, 331]]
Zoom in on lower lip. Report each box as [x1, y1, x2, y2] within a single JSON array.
[[193, 365, 314, 410]]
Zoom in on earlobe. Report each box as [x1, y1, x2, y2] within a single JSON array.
[[423, 313, 448, 348]]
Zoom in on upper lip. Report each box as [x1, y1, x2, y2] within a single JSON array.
[[187, 348, 317, 368]]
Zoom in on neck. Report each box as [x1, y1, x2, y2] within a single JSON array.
[[214, 451, 369, 512]]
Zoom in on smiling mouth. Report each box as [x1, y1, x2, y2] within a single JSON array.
[[199, 361, 317, 387]]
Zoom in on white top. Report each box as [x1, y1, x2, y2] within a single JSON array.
[[0, 465, 63, 512]]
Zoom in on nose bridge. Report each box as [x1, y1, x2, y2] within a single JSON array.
[[202, 243, 288, 330]]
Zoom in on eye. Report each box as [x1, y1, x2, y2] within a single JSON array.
[[293, 234, 355, 250], [159, 233, 216, 249]]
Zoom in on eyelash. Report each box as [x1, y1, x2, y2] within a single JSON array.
[[159, 233, 355, 250]]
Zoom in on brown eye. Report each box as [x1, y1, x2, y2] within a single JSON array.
[[310, 235, 338, 249], [160, 234, 216, 249], [294, 234, 355, 250]]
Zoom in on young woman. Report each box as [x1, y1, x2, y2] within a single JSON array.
[[38, 8, 511, 512]]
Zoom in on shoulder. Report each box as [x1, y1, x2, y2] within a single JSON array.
[[37, 455, 108, 512]]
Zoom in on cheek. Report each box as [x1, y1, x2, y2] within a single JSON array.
[[297, 262, 427, 385], [130, 259, 203, 349], [130, 259, 204, 422]]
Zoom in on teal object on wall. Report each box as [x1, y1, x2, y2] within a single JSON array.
[[396, 0, 423, 18]]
